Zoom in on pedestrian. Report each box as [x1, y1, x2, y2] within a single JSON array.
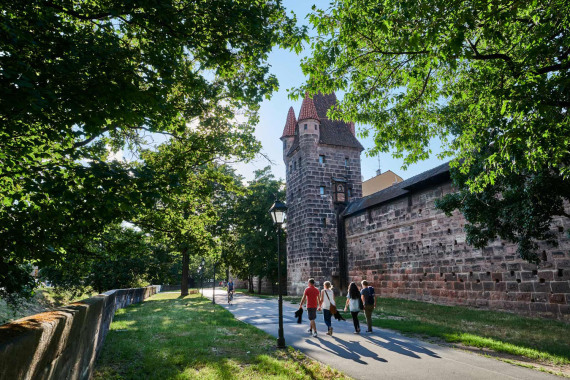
[[319, 281, 337, 336], [299, 278, 321, 337], [360, 280, 377, 333], [344, 282, 362, 333]]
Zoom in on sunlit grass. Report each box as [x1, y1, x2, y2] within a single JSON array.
[[94, 292, 350, 380]]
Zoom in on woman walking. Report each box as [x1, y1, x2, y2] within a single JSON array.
[[344, 282, 361, 334], [319, 281, 336, 336]]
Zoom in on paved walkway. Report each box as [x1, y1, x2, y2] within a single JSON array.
[[201, 289, 558, 380]]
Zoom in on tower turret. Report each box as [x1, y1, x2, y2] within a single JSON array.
[[281, 106, 296, 162], [283, 92, 363, 295]]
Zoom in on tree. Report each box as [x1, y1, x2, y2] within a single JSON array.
[[0, 0, 305, 297], [40, 224, 176, 294], [299, 0, 569, 261], [225, 167, 286, 293]]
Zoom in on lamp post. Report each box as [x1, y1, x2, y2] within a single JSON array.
[[269, 199, 287, 349], [200, 257, 205, 294]]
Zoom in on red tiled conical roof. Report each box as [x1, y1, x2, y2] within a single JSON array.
[[281, 107, 296, 137], [298, 93, 320, 122]]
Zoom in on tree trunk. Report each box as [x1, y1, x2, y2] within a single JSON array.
[[181, 248, 189, 297], [248, 276, 254, 293], [257, 276, 262, 294]]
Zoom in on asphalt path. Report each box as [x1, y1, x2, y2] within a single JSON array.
[[201, 288, 558, 380]]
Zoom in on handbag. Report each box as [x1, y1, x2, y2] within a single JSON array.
[[324, 290, 337, 314]]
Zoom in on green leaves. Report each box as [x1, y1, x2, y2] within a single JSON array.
[[1, 0, 304, 299], [300, 0, 570, 261]]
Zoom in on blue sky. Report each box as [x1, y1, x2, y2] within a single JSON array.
[[237, 0, 447, 184]]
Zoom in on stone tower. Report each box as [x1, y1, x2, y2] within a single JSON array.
[[281, 93, 363, 295]]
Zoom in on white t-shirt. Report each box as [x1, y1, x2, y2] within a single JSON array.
[[321, 289, 335, 310], [348, 298, 360, 312]]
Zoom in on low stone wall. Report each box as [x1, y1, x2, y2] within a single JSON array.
[[0, 285, 159, 380]]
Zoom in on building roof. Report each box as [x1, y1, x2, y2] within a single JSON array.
[[343, 162, 451, 216], [298, 93, 320, 122], [287, 93, 363, 156], [362, 170, 404, 196], [281, 107, 296, 138]]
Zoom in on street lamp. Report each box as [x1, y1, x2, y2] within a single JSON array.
[[200, 257, 205, 294], [268, 199, 287, 349]]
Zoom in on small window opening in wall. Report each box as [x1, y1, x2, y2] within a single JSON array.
[[315, 124, 318, 130], [418, 208, 422, 216], [293, 161, 297, 171], [541, 251, 547, 261], [319, 186, 325, 196], [469, 271, 473, 276], [419, 278, 423, 282], [440, 272, 443, 277], [344, 157, 349, 167], [510, 270, 515, 276], [421, 233, 424, 238], [304, 123, 308, 130], [451, 272, 455, 276], [539, 278, 545, 283], [558, 269, 564, 277], [424, 272, 427, 277], [532, 269, 538, 276], [319, 155, 325, 164], [367, 209, 373, 224], [476, 279, 481, 283], [454, 240, 458, 245], [558, 226, 564, 233], [447, 228, 451, 235], [322, 218, 327, 228], [516, 279, 521, 283], [347, 188, 352, 198], [495, 278, 499, 283]]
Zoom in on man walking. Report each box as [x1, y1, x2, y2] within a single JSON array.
[[360, 280, 376, 333], [299, 278, 321, 337]]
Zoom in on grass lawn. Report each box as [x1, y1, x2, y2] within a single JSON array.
[[238, 290, 570, 366], [94, 292, 350, 380], [372, 298, 570, 365]]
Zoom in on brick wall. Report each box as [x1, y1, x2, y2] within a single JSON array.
[[345, 181, 570, 320]]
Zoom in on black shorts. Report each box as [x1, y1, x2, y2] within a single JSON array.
[[307, 308, 317, 320]]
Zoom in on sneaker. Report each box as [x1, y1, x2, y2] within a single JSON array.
[[312, 331, 318, 338], [366, 329, 373, 333], [307, 328, 312, 334]]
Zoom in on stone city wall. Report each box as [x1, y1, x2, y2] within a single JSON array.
[[0, 285, 159, 380], [345, 181, 570, 320]]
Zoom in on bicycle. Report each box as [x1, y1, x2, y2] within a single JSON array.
[[227, 290, 234, 304]]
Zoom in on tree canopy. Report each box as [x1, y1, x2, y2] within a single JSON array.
[[0, 0, 305, 298], [299, 0, 569, 261]]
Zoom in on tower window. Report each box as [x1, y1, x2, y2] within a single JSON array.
[[315, 125, 318, 130], [299, 157, 302, 169], [345, 157, 349, 167], [319, 155, 326, 164], [347, 188, 352, 197], [322, 218, 327, 228], [319, 186, 325, 195], [293, 161, 297, 171], [304, 123, 307, 130], [289, 164, 292, 173]]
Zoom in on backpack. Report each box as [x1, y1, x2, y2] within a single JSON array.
[[366, 287, 375, 305]]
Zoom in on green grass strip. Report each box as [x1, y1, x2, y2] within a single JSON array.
[[94, 292, 350, 380]]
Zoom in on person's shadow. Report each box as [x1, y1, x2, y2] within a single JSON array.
[[305, 337, 388, 364], [361, 333, 441, 359]]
